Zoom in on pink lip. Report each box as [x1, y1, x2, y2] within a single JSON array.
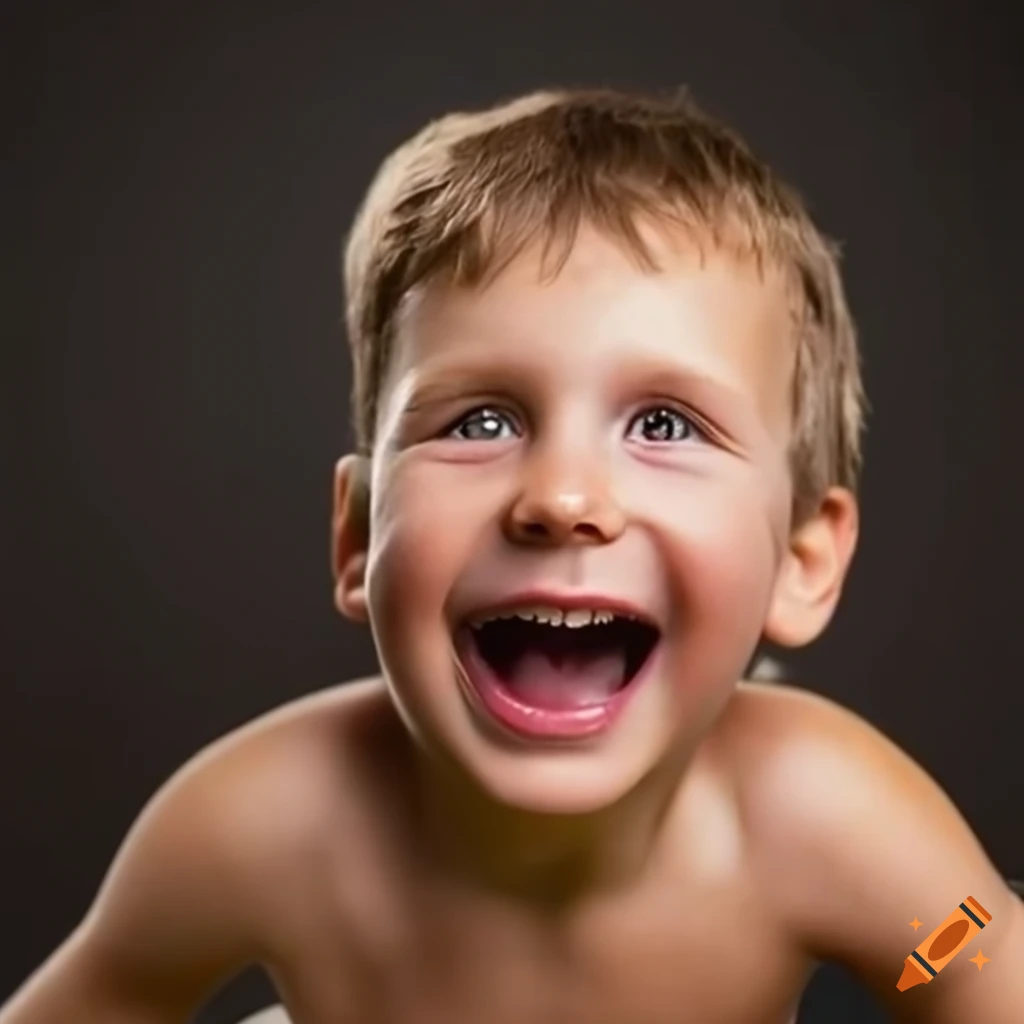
[[453, 624, 661, 742]]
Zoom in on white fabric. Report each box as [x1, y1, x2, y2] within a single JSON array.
[[233, 1002, 795, 1024], [236, 1007, 292, 1024]]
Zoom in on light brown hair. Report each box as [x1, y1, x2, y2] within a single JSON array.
[[343, 87, 865, 523]]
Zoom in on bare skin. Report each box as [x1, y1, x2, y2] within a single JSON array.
[[5, 223, 1022, 1022], [4, 678, 1021, 1024]]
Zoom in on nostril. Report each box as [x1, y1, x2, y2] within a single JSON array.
[[520, 522, 551, 538], [512, 520, 605, 543]]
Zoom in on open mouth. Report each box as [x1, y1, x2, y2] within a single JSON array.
[[454, 605, 661, 737]]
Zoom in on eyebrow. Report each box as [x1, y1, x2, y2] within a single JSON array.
[[398, 359, 539, 413], [615, 357, 750, 408], [397, 352, 754, 421]]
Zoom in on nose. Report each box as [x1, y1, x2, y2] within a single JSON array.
[[504, 441, 627, 547]]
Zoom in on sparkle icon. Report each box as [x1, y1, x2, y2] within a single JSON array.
[[909, 917, 923, 931], [897, 896, 992, 991], [968, 949, 991, 971]]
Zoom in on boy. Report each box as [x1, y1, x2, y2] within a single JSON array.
[[3, 87, 1022, 1024]]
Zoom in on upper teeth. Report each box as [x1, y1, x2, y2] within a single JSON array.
[[468, 605, 630, 629]]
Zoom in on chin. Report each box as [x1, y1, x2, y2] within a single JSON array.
[[456, 741, 657, 816], [424, 669, 686, 818], [381, 630, 731, 819]]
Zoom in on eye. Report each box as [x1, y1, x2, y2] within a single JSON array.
[[626, 406, 703, 444], [446, 406, 520, 442]]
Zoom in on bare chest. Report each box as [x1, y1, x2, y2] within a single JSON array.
[[267, 880, 808, 1024]]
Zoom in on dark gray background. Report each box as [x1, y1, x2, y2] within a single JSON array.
[[7, 2, 1023, 1021]]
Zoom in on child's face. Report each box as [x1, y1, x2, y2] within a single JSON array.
[[359, 223, 801, 813]]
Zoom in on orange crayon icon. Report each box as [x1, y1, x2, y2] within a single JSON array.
[[897, 896, 992, 991]]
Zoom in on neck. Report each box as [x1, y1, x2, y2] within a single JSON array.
[[411, 743, 693, 908]]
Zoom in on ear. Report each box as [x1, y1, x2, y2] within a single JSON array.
[[763, 487, 860, 648], [331, 454, 372, 623]]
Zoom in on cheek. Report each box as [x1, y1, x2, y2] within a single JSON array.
[[638, 469, 781, 667], [365, 462, 499, 629]]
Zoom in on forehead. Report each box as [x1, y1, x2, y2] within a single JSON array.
[[388, 221, 797, 432]]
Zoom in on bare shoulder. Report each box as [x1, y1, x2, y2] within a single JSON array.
[[164, 676, 401, 870], [0, 679, 397, 1022], [95, 677, 399, 964], [714, 682, 1024, 1022]]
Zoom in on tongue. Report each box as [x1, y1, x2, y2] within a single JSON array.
[[499, 647, 627, 710]]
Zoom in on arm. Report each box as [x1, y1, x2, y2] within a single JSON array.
[[0, 743, 268, 1023], [742, 687, 1024, 1023]]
